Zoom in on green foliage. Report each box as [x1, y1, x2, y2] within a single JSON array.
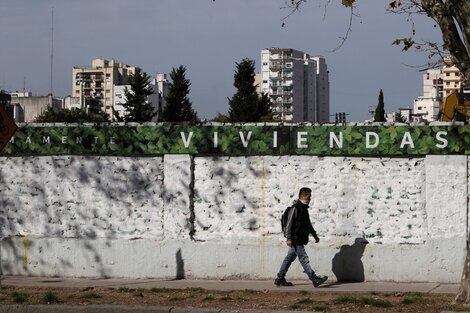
[[11, 292, 28, 303], [395, 112, 407, 123], [334, 296, 392, 308], [150, 287, 169, 293], [117, 68, 156, 122], [34, 107, 108, 123], [42, 291, 59, 304], [117, 287, 129, 292], [80, 292, 102, 299], [374, 89, 386, 122], [392, 37, 416, 52], [342, 0, 356, 7], [161, 65, 198, 123], [3, 124, 470, 156], [211, 113, 230, 122], [228, 58, 272, 122]]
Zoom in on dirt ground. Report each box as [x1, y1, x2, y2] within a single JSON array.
[[0, 285, 468, 313]]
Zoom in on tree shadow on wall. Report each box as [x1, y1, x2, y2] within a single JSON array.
[[331, 237, 369, 282]]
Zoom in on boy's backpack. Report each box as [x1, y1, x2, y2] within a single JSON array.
[[281, 205, 295, 237]]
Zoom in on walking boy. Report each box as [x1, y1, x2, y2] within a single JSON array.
[[275, 187, 328, 287]]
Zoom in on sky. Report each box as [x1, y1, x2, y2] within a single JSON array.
[[0, 0, 443, 122]]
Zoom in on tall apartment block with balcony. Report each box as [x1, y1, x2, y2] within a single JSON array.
[[260, 48, 329, 122], [413, 57, 462, 121], [72, 59, 136, 118]]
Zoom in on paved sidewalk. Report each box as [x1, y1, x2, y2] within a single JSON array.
[[0, 276, 460, 294]]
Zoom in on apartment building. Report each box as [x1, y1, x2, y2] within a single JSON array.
[[260, 48, 330, 122], [8, 92, 62, 122], [413, 58, 462, 122], [72, 59, 136, 118], [113, 82, 159, 121]]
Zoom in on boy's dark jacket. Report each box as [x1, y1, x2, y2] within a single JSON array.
[[285, 200, 318, 245]]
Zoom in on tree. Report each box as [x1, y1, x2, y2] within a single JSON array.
[[284, 1, 470, 85], [116, 68, 156, 122], [34, 107, 108, 123], [374, 90, 386, 122], [211, 113, 229, 123], [228, 58, 273, 122], [161, 65, 198, 123], [395, 112, 407, 123], [282, 1, 470, 304]]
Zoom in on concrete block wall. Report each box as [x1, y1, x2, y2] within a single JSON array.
[[0, 154, 468, 282]]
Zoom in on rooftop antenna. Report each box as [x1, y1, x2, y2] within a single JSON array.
[[50, 7, 54, 96], [23, 76, 26, 93]]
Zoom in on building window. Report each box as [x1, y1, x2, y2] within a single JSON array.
[[262, 80, 268, 83], [106, 89, 111, 93], [418, 106, 422, 110], [75, 90, 80, 94], [263, 62, 268, 66]]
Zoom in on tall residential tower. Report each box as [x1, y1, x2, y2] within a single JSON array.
[[260, 48, 329, 122]]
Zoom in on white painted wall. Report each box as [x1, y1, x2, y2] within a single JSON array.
[[0, 155, 468, 282]]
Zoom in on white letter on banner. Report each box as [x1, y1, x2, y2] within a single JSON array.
[[239, 131, 252, 148], [76, 137, 83, 144], [62, 136, 67, 144], [213, 132, 218, 148], [329, 132, 343, 149], [9, 137, 14, 144], [297, 131, 308, 148], [110, 137, 115, 145], [180, 132, 194, 148], [42, 136, 50, 144], [366, 132, 379, 149], [273, 131, 278, 148], [435, 131, 448, 148], [25, 136, 31, 144], [400, 132, 415, 149]]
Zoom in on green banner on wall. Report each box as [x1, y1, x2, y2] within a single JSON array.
[[2, 124, 470, 156]]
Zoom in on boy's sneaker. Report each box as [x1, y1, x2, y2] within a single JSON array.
[[274, 277, 293, 287], [312, 275, 328, 288]]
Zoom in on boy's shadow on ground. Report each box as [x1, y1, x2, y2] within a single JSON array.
[[330, 237, 369, 284]]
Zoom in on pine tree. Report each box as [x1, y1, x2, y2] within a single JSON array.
[[161, 65, 198, 122], [374, 89, 386, 122], [257, 93, 272, 121], [228, 58, 262, 122], [116, 68, 156, 122]]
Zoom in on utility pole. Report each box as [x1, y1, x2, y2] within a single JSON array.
[[50, 7, 54, 96]]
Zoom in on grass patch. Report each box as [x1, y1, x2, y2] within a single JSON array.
[[42, 291, 59, 304], [402, 292, 427, 305], [150, 287, 169, 293], [219, 296, 233, 301], [80, 292, 102, 299], [186, 287, 204, 292], [361, 297, 393, 308], [243, 289, 257, 294], [299, 290, 309, 295], [402, 298, 414, 305], [334, 296, 361, 305], [11, 292, 28, 303], [136, 288, 145, 293], [297, 297, 314, 304], [312, 303, 330, 311], [203, 294, 215, 301], [290, 304, 301, 309], [117, 287, 129, 292], [334, 296, 392, 308]]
